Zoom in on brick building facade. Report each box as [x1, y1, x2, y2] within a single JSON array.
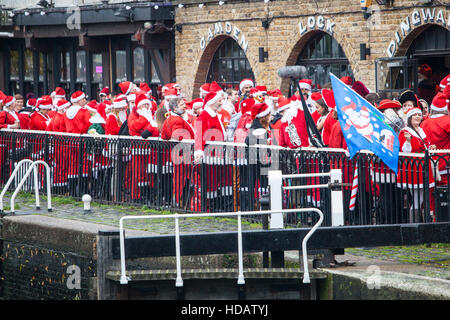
[[174, 0, 450, 100]]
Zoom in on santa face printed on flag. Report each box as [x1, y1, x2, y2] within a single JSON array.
[[329, 73, 400, 174]]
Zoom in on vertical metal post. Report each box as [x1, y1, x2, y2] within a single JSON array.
[[423, 150, 430, 222], [330, 169, 344, 226], [175, 213, 183, 288], [268, 170, 283, 229], [237, 211, 245, 285]]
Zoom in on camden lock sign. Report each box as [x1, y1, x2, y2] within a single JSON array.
[[298, 15, 335, 36], [200, 22, 248, 53], [387, 8, 450, 57]]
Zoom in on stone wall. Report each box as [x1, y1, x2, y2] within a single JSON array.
[[0, 216, 98, 300], [174, 0, 450, 99]]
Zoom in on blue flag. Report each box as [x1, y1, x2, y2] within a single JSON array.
[[329, 73, 400, 174]]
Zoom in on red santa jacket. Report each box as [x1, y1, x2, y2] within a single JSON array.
[[63, 105, 91, 134], [127, 111, 159, 137], [105, 113, 122, 136], [0, 110, 16, 129], [17, 112, 30, 129], [161, 112, 194, 141], [46, 112, 67, 133], [29, 112, 51, 131], [328, 121, 347, 149], [278, 104, 310, 148], [194, 105, 225, 156], [421, 114, 450, 175], [234, 112, 253, 143], [321, 112, 338, 145]]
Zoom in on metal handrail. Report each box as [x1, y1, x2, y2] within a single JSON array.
[[119, 208, 324, 287], [0, 159, 36, 213], [9, 160, 52, 214]]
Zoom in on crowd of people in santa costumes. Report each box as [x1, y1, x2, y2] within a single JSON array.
[[0, 62, 449, 219]]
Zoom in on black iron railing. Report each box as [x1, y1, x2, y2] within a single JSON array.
[[0, 129, 448, 226]]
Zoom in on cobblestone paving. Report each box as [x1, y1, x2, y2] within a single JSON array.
[[1, 192, 262, 235]]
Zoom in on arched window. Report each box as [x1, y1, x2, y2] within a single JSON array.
[[296, 33, 353, 88], [206, 38, 254, 90]]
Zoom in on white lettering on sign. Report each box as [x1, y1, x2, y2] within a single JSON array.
[[297, 15, 335, 36], [411, 10, 421, 26], [200, 22, 248, 53], [400, 16, 411, 37], [214, 22, 223, 35], [225, 22, 232, 34], [386, 8, 449, 58]]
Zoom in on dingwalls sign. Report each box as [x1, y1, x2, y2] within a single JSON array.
[[200, 22, 248, 53], [387, 8, 450, 57]]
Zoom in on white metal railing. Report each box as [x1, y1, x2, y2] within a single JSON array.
[[269, 169, 344, 228], [0, 159, 52, 214], [119, 208, 324, 287]]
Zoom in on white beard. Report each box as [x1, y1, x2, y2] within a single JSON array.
[[137, 108, 153, 122], [118, 110, 127, 123]]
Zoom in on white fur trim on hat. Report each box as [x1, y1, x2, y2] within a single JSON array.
[[137, 98, 151, 108], [406, 107, 422, 119], [299, 82, 312, 91], [205, 93, 222, 107], [56, 101, 71, 110], [239, 79, 254, 91], [113, 99, 128, 109], [256, 105, 272, 118], [5, 97, 15, 108], [127, 93, 136, 102], [71, 92, 86, 103]]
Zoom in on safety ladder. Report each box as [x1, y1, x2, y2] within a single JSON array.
[[0, 159, 52, 215]]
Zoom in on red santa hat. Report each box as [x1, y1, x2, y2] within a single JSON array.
[[119, 81, 134, 95], [113, 97, 128, 109], [267, 89, 282, 98], [255, 85, 267, 95], [191, 98, 204, 110], [4, 96, 15, 108], [299, 79, 312, 91], [209, 81, 224, 93], [202, 91, 224, 109], [340, 76, 353, 86], [322, 89, 336, 109], [352, 81, 370, 98], [430, 92, 449, 112], [139, 82, 151, 93], [251, 103, 271, 119], [240, 98, 256, 114], [277, 97, 291, 112], [100, 87, 110, 96], [26, 98, 37, 109], [310, 92, 322, 101], [164, 87, 180, 100], [135, 93, 151, 109], [55, 99, 71, 111], [377, 99, 401, 111], [54, 87, 66, 99], [439, 74, 450, 90], [200, 83, 210, 95], [239, 78, 254, 92], [0, 90, 5, 103], [71, 91, 86, 103], [95, 103, 107, 122], [36, 96, 53, 110], [418, 64, 432, 79], [53, 87, 66, 99], [406, 107, 422, 120]]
